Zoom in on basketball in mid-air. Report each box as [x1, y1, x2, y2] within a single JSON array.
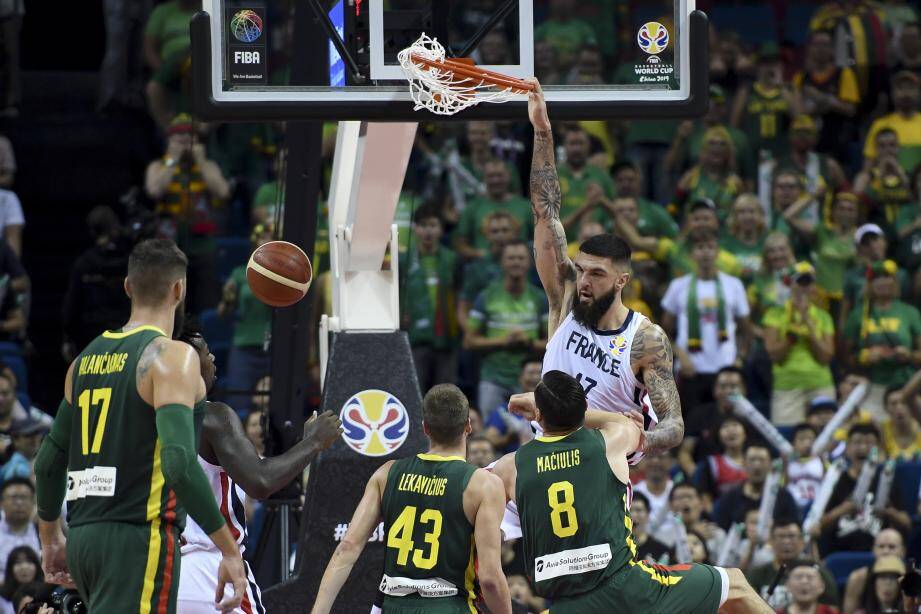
[[246, 240, 313, 307]]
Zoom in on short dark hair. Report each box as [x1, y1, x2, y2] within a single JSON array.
[[611, 160, 639, 177], [413, 203, 442, 225], [884, 385, 904, 406], [500, 239, 530, 258], [87, 205, 120, 240], [787, 558, 821, 574], [716, 366, 745, 381], [771, 518, 802, 534], [669, 482, 700, 501], [847, 422, 881, 441], [578, 233, 631, 266], [744, 442, 772, 457], [0, 476, 35, 497], [631, 490, 650, 510], [534, 370, 587, 430], [792, 423, 817, 440], [176, 318, 203, 345], [422, 384, 470, 445], [127, 239, 188, 306], [520, 354, 544, 369]]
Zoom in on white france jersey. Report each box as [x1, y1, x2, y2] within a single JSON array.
[[180, 456, 248, 554], [541, 310, 658, 462]]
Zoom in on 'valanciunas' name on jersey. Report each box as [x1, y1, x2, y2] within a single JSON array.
[[563, 330, 622, 377]]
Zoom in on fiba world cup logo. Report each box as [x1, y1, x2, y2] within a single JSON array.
[[340, 389, 409, 457], [637, 22, 669, 55], [231, 9, 263, 43]]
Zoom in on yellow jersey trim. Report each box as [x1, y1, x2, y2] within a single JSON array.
[[139, 439, 165, 613], [103, 325, 166, 339], [536, 428, 581, 443], [417, 453, 465, 462]]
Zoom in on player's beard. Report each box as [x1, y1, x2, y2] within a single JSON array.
[[571, 286, 617, 329]]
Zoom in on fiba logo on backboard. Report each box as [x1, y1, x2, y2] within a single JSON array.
[[231, 10, 263, 43], [340, 389, 409, 457], [637, 22, 669, 55]]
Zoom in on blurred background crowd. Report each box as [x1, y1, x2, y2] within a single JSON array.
[[2, 0, 921, 611]]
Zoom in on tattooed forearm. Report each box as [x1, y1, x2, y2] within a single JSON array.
[[530, 129, 562, 221], [632, 323, 684, 454]]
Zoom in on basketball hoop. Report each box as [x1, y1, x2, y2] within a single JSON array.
[[398, 34, 536, 116]]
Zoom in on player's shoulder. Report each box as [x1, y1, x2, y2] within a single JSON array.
[[467, 466, 506, 501], [629, 319, 671, 363], [202, 400, 239, 428]]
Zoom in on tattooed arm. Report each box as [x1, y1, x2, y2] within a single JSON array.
[[631, 321, 684, 454], [527, 79, 576, 337]]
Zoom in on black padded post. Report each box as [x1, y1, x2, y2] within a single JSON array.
[[261, 331, 426, 613]]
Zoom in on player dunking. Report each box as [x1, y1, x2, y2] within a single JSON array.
[[176, 327, 343, 613], [34, 239, 247, 613], [513, 79, 684, 460], [491, 371, 771, 613]]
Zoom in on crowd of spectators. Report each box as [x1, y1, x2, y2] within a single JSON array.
[[2, 0, 921, 611]]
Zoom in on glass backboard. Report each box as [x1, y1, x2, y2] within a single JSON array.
[[193, 0, 708, 121]]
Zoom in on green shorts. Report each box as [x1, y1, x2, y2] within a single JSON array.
[[381, 594, 476, 613], [68, 521, 181, 614], [547, 561, 726, 614]]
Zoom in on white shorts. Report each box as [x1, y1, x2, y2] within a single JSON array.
[[177, 548, 265, 614]]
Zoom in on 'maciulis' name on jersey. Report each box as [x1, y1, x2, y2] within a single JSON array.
[[78, 352, 129, 376], [537, 449, 581, 473], [565, 331, 622, 377], [397, 473, 448, 497]]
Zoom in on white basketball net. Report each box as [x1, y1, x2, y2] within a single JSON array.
[[397, 33, 521, 115]]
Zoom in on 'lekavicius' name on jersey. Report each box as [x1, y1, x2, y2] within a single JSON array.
[[78, 352, 129, 376], [564, 330, 622, 377], [396, 473, 448, 497], [537, 449, 580, 473]]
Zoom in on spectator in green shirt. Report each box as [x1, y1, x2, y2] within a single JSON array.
[[464, 241, 548, 420], [144, 0, 197, 131], [720, 194, 768, 282], [611, 160, 679, 239], [763, 262, 836, 426], [675, 126, 745, 218], [455, 159, 531, 260], [844, 259, 921, 419], [840, 224, 912, 335], [557, 126, 616, 237], [748, 233, 797, 327], [217, 222, 274, 413], [666, 85, 756, 183], [455, 121, 522, 206], [534, 0, 597, 73], [809, 192, 859, 316], [400, 205, 460, 393], [458, 210, 518, 327]]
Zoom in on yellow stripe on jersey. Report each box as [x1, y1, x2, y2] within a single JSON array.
[[102, 325, 166, 339], [140, 440, 165, 614], [417, 453, 466, 462], [464, 540, 477, 614], [536, 428, 581, 443]]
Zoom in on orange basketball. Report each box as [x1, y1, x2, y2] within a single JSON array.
[[246, 241, 313, 307]]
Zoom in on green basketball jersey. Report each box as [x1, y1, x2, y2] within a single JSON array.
[[741, 83, 791, 159], [515, 428, 634, 599], [66, 325, 183, 530], [380, 453, 478, 611]]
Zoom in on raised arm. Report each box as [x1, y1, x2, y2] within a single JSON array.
[[527, 80, 575, 336], [202, 403, 342, 500], [631, 322, 684, 454], [312, 462, 391, 614]]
